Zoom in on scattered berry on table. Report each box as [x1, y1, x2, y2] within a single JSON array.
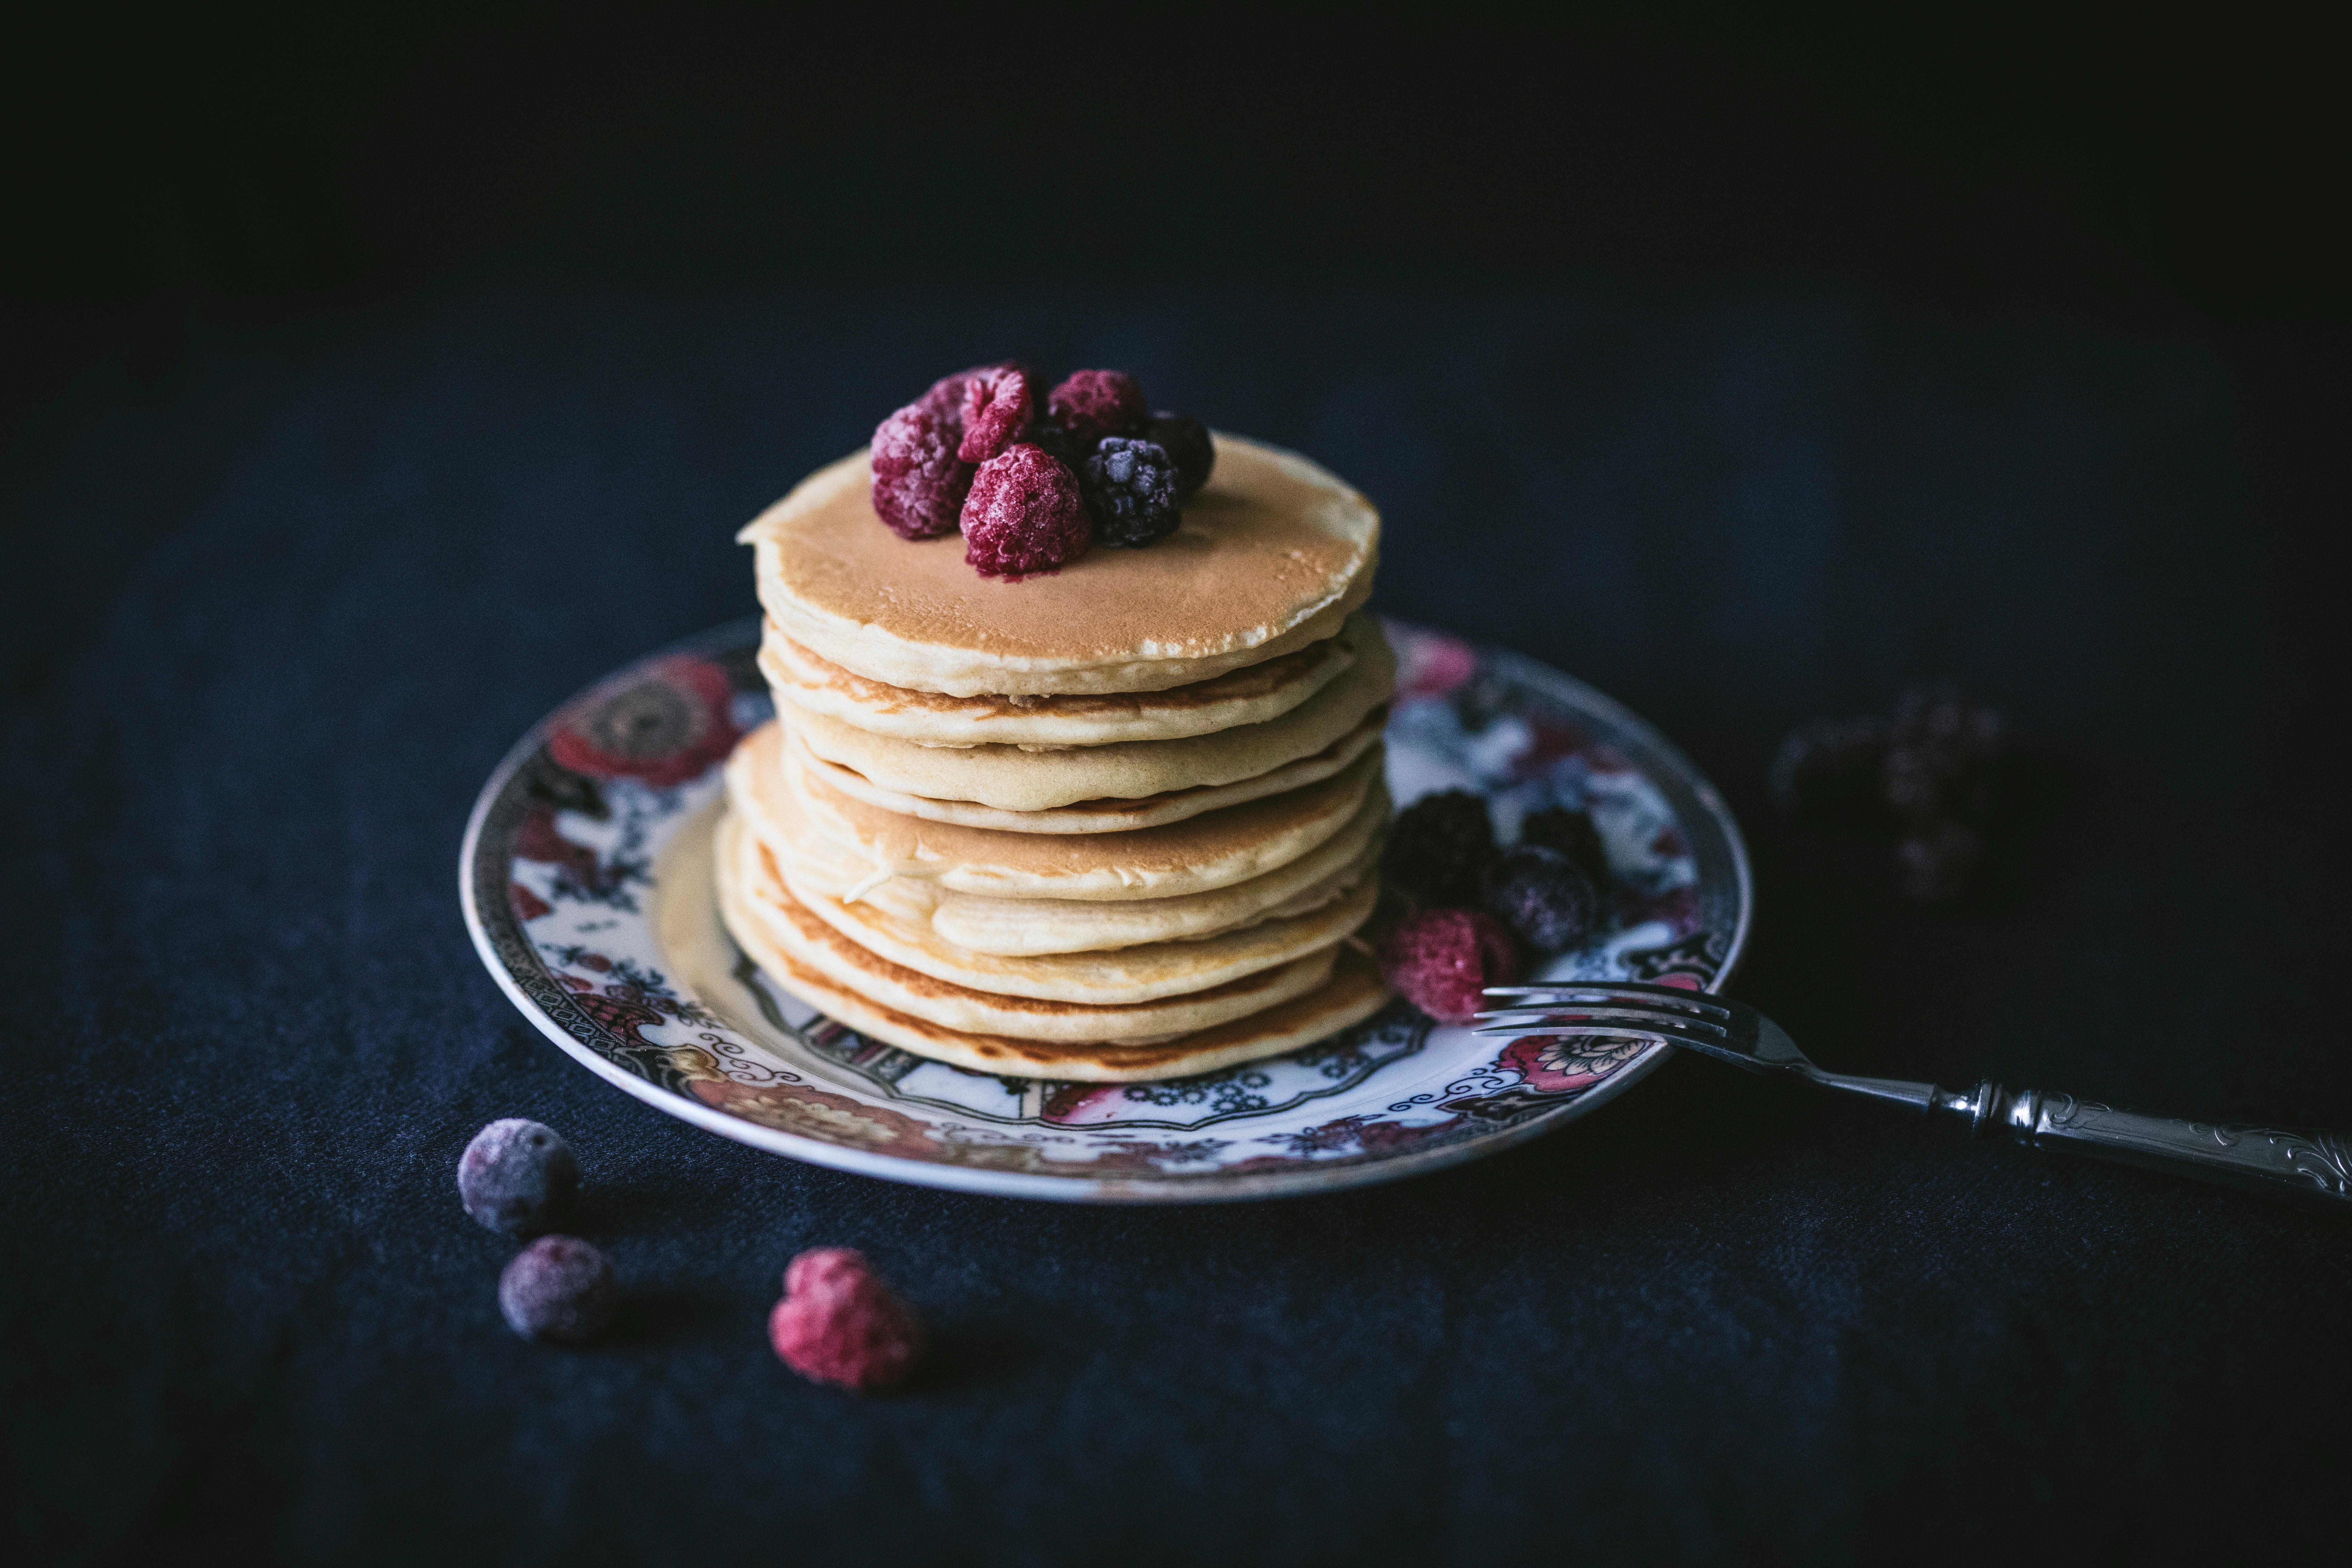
[[1083, 437, 1183, 547], [1896, 819, 1983, 902], [957, 365, 1035, 464], [1380, 908, 1521, 1023], [457, 1118, 579, 1236], [1518, 804, 1608, 883], [769, 1247, 927, 1393], [1484, 846, 1602, 952], [1384, 789, 1498, 908], [1883, 682, 2006, 825], [1145, 411, 1215, 500], [1046, 370, 1147, 442], [498, 1235, 617, 1344], [1768, 716, 1892, 817], [869, 402, 974, 539], [961, 444, 1092, 578]]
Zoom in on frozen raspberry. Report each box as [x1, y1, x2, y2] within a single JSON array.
[[1083, 437, 1183, 548], [961, 443, 1091, 578], [1046, 369, 1146, 442], [457, 1118, 578, 1237], [1145, 411, 1215, 500], [1883, 683, 2005, 825], [869, 403, 973, 540], [1897, 819, 1984, 902], [1385, 789, 1497, 908], [1769, 715, 1892, 817], [957, 364, 1035, 464], [1381, 909, 1520, 1024], [769, 1247, 926, 1392], [1519, 804, 1608, 884], [498, 1235, 617, 1344], [1485, 846, 1602, 952]]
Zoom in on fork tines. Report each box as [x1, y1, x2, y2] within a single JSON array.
[[1473, 980, 1733, 1044]]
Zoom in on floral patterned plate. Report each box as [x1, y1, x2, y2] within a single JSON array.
[[460, 618, 1752, 1203]]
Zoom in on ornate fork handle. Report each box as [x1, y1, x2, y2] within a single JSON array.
[[1819, 1069, 2352, 1210]]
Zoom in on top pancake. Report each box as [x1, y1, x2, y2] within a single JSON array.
[[737, 434, 1380, 697]]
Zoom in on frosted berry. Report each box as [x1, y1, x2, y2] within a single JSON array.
[[1047, 369, 1146, 442], [957, 364, 1035, 464], [1083, 437, 1183, 548], [1485, 846, 1602, 952], [961, 443, 1091, 578], [1023, 416, 1091, 470], [869, 403, 974, 540], [1519, 804, 1608, 883], [1897, 819, 1983, 902], [499, 1235, 617, 1344], [1381, 909, 1520, 1024], [1769, 715, 1891, 817], [457, 1118, 578, 1237], [1385, 789, 1497, 907], [769, 1247, 926, 1392], [1146, 412, 1215, 500]]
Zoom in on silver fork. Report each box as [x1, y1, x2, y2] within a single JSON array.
[[1478, 982, 2352, 1211]]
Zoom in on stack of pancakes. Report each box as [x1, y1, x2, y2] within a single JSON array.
[[714, 435, 1397, 1082]]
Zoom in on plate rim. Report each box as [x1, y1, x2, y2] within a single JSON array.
[[459, 617, 1754, 1204]]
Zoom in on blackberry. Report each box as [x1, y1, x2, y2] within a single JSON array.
[[961, 443, 1091, 578], [457, 1118, 578, 1237], [1023, 416, 1091, 470], [1047, 369, 1147, 442], [956, 364, 1035, 464], [1384, 789, 1497, 907], [1768, 715, 1891, 817], [498, 1235, 617, 1344], [1897, 819, 1983, 902], [869, 402, 973, 540], [1082, 437, 1183, 548], [1380, 908, 1521, 1024], [1519, 804, 1608, 883], [1884, 683, 2005, 825], [1145, 411, 1215, 500], [1484, 846, 1602, 952]]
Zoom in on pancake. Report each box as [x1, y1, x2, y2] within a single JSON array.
[[758, 614, 1357, 747], [722, 872, 1395, 1081], [784, 616, 1397, 812], [784, 708, 1387, 835], [780, 727, 1387, 902], [718, 814, 1341, 1042], [732, 724, 1385, 954], [737, 435, 1380, 697]]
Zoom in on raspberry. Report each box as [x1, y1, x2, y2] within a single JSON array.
[[1384, 789, 1497, 907], [957, 364, 1035, 464], [498, 1235, 617, 1344], [869, 402, 973, 540], [1897, 819, 1984, 902], [961, 444, 1092, 578], [1046, 369, 1146, 442], [1380, 909, 1520, 1024], [1519, 805, 1608, 883], [1769, 716, 1892, 817], [1485, 846, 1602, 952], [769, 1247, 926, 1392], [1145, 411, 1215, 500], [1083, 437, 1183, 547], [456, 1118, 578, 1237]]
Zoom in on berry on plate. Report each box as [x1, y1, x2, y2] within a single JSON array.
[[1381, 908, 1521, 1024], [1484, 845, 1601, 952], [1384, 789, 1498, 908]]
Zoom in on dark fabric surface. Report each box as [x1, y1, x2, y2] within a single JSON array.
[[4, 283, 2345, 1564]]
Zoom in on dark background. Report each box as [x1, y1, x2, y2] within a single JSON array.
[[5, 11, 2346, 1564]]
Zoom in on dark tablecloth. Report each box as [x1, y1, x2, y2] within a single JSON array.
[[5, 283, 2344, 1563]]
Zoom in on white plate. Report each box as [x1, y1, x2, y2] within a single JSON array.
[[461, 618, 1752, 1203]]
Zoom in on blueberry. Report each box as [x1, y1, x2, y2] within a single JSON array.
[[1144, 411, 1215, 500], [1385, 789, 1497, 908], [1519, 804, 1608, 884], [457, 1118, 579, 1237], [1484, 846, 1602, 952], [498, 1235, 617, 1344]]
